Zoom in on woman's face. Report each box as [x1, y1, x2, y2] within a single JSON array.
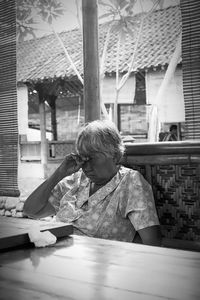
[[80, 152, 117, 185]]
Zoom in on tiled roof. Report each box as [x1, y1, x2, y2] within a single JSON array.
[[17, 5, 181, 83]]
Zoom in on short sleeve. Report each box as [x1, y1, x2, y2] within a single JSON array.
[[124, 170, 160, 231], [48, 173, 78, 213]]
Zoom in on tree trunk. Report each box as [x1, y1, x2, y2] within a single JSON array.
[[148, 33, 182, 142], [51, 26, 83, 85], [114, 89, 120, 126], [113, 18, 144, 127]]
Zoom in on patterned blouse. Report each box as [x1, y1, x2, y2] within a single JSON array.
[[49, 166, 159, 242]]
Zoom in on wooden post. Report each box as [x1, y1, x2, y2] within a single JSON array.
[[82, 0, 100, 122], [48, 95, 57, 141], [177, 122, 182, 141], [39, 100, 48, 178], [36, 85, 48, 179]]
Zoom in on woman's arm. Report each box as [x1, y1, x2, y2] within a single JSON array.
[[23, 153, 84, 219], [137, 225, 162, 246], [126, 170, 162, 246]]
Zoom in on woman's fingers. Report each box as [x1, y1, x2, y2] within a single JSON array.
[[71, 153, 84, 165], [60, 153, 90, 177]]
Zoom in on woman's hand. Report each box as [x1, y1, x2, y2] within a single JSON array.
[[24, 153, 85, 219], [57, 153, 85, 178]]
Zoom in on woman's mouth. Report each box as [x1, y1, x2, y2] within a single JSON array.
[[85, 172, 94, 178]]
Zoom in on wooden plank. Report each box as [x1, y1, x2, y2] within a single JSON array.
[[125, 141, 200, 155], [122, 154, 200, 165], [123, 154, 192, 165]]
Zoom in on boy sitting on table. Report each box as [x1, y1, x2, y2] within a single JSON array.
[[24, 120, 161, 246]]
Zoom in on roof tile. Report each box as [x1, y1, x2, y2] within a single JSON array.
[[17, 5, 181, 82]]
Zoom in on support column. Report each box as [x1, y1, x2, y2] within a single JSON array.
[[36, 85, 48, 179], [82, 0, 100, 122], [48, 94, 57, 141]]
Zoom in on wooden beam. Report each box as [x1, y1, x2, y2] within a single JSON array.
[[82, 0, 100, 122]]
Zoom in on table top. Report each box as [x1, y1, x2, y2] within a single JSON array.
[[0, 233, 200, 300]]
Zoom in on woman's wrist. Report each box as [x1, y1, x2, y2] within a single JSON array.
[[49, 167, 66, 185]]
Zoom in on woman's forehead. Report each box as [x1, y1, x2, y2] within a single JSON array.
[[77, 147, 91, 156], [77, 142, 96, 155], [79, 150, 97, 157], [77, 141, 112, 158], [79, 150, 106, 159]]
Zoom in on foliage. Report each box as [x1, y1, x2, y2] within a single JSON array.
[[99, 0, 137, 38], [16, 0, 64, 42], [98, 0, 171, 124], [98, 0, 144, 123], [98, 0, 166, 40]]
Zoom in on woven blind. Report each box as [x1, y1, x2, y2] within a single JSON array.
[[180, 0, 200, 139], [0, 0, 19, 196]]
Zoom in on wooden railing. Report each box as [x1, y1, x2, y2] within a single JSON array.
[[20, 141, 41, 161], [48, 141, 75, 159], [20, 140, 75, 161]]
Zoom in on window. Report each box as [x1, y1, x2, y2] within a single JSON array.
[[118, 104, 148, 142], [134, 71, 146, 105]]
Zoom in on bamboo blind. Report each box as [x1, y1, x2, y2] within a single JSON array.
[[0, 0, 19, 196], [180, 0, 200, 139]]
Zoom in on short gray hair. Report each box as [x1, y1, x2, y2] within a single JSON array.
[[76, 120, 125, 161]]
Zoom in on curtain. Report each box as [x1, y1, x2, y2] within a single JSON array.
[[180, 0, 200, 139], [0, 0, 19, 196]]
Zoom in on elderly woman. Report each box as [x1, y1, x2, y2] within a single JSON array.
[[24, 120, 161, 246]]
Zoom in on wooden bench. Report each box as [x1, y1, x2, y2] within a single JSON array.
[[122, 141, 200, 251]]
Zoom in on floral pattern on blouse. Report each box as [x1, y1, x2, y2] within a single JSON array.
[[48, 166, 159, 242]]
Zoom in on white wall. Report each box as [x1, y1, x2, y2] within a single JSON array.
[[18, 162, 44, 178], [146, 68, 185, 123], [27, 128, 52, 141], [102, 75, 135, 104], [101, 69, 185, 124]]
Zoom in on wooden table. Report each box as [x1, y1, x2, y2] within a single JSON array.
[[0, 233, 200, 300]]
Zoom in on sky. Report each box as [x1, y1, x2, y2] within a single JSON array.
[[33, 0, 179, 38], [32, 0, 79, 37]]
